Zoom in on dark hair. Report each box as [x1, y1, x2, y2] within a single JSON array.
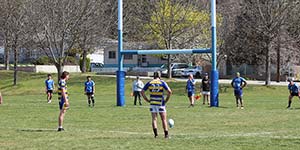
[[47, 74, 52, 77], [61, 71, 69, 79], [136, 76, 140, 80], [153, 72, 160, 79], [87, 76, 91, 79]]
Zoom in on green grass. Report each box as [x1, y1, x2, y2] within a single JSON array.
[[0, 71, 300, 150]]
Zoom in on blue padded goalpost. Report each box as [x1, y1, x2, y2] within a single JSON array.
[[117, 0, 219, 107]]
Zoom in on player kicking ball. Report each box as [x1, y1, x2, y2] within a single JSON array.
[[231, 72, 247, 109], [84, 76, 96, 107], [141, 72, 172, 139], [286, 79, 300, 109], [58, 71, 70, 132]]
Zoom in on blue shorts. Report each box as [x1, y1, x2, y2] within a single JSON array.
[[59, 100, 65, 110], [234, 90, 243, 97], [59, 97, 68, 110], [188, 91, 195, 97]]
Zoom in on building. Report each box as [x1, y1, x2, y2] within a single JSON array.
[[102, 39, 167, 68]]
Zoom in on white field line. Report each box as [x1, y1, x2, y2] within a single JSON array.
[[108, 131, 300, 139]]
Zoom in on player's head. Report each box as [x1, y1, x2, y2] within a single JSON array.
[[61, 71, 70, 80], [288, 78, 294, 84], [153, 72, 160, 79], [136, 76, 140, 80], [236, 72, 240, 77], [204, 73, 208, 79], [189, 74, 193, 79], [47, 74, 52, 79], [87, 76, 91, 81]]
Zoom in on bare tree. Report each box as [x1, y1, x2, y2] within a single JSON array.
[[0, 0, 32, 85], [230, 0, 292, 85], [29, 0, 96, 80], [77, 0, 118, 73]]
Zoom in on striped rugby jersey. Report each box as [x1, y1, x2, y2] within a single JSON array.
[[58, 79, 68, 101], [143, 79, 170, 106]]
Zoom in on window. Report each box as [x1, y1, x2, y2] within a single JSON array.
[[124, 54, 133, 60], [108, 51, 116, 59]]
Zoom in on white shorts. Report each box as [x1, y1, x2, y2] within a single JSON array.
[[202, 91, 210, 95], [150, 105, 166, 113]]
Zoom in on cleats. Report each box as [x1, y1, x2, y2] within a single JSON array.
[[47, 100, 52, 103], [57, 128, 65, 132]]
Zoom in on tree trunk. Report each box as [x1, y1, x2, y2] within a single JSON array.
[[81, 49, 87, 73], [55, 62, 64, 83], [276, 35, 281, 82], [4, 38, 10, 71], [167, 54, 172, 78], [13, 46, 18, 86], [265, 40, 271, 86]]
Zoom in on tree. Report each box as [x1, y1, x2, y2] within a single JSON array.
[[0, 0, 32, 85], [76, 0, 117, 73], [29, 0, 97, 80], [231, 0, 292, 85], [143, 0, 213, 78]]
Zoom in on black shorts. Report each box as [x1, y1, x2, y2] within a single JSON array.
[[47, 90, 53, 94], [86, 92, 94, 96], [291, 93, 299, 97]]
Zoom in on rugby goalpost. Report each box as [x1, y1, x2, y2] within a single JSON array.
[[116, 0, 219, 107]]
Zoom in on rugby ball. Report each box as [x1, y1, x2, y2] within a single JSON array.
[[168, 119, 174, 128]]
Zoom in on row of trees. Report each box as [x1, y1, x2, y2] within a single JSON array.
[[0, 0, 300, 85], [0, 0, 117, 84]]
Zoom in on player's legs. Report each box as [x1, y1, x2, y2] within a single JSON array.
[[58, 109, 66, 131], [239, 97, 244, 109], [91, 94, 95, 107], [188, 92, 194, 107], [134, 91, 138, 105], [159, 112, 169, 138], [58, 100, 67, 131], [206, 94, 210, 105], [137, 91, 142, 105], [87, 94, 91, 106], [202, 94, 206, 105], [0, 93, 2, 104], [151, 112, 158, 138], [287, 95, 293, 108]]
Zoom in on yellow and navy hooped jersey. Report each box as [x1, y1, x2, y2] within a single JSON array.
[[143, 79, 170, 106], [58, 79, 68, 101]]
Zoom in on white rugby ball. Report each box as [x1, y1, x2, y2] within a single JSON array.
[[168, 119, 174, 128]]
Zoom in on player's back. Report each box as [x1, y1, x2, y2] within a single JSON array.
[[145, 79, 168, 106]]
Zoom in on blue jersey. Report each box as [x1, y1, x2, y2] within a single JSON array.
[[232, 77, 246, 90], [45, 79, 54, 90], [85, 80, 95, 93], [288, 83, 299, 93], [186, 79, 195, 92], [143, 79, 170, 106]]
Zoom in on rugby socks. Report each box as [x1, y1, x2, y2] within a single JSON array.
[[91, 97, 95, 106], [153, 128, 158, 138], [88, 97, 91, 106], [164, 130, 169, 138], [287, 100, 292, 108]]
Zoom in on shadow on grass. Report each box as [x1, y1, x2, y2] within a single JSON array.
[[18, 129, 57, 132]]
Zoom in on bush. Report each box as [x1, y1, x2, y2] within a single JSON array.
[[33, 56, 52, 65]]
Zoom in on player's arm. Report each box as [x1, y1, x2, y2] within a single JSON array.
[[242, 80, 247, 89], [93, 85, 95, 94], [141, 90, 150, 103], [163, 82, 172, 103], [231, 80, 234, 88], [61, 88, 69, 107], [165, 87, 172, 104]]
